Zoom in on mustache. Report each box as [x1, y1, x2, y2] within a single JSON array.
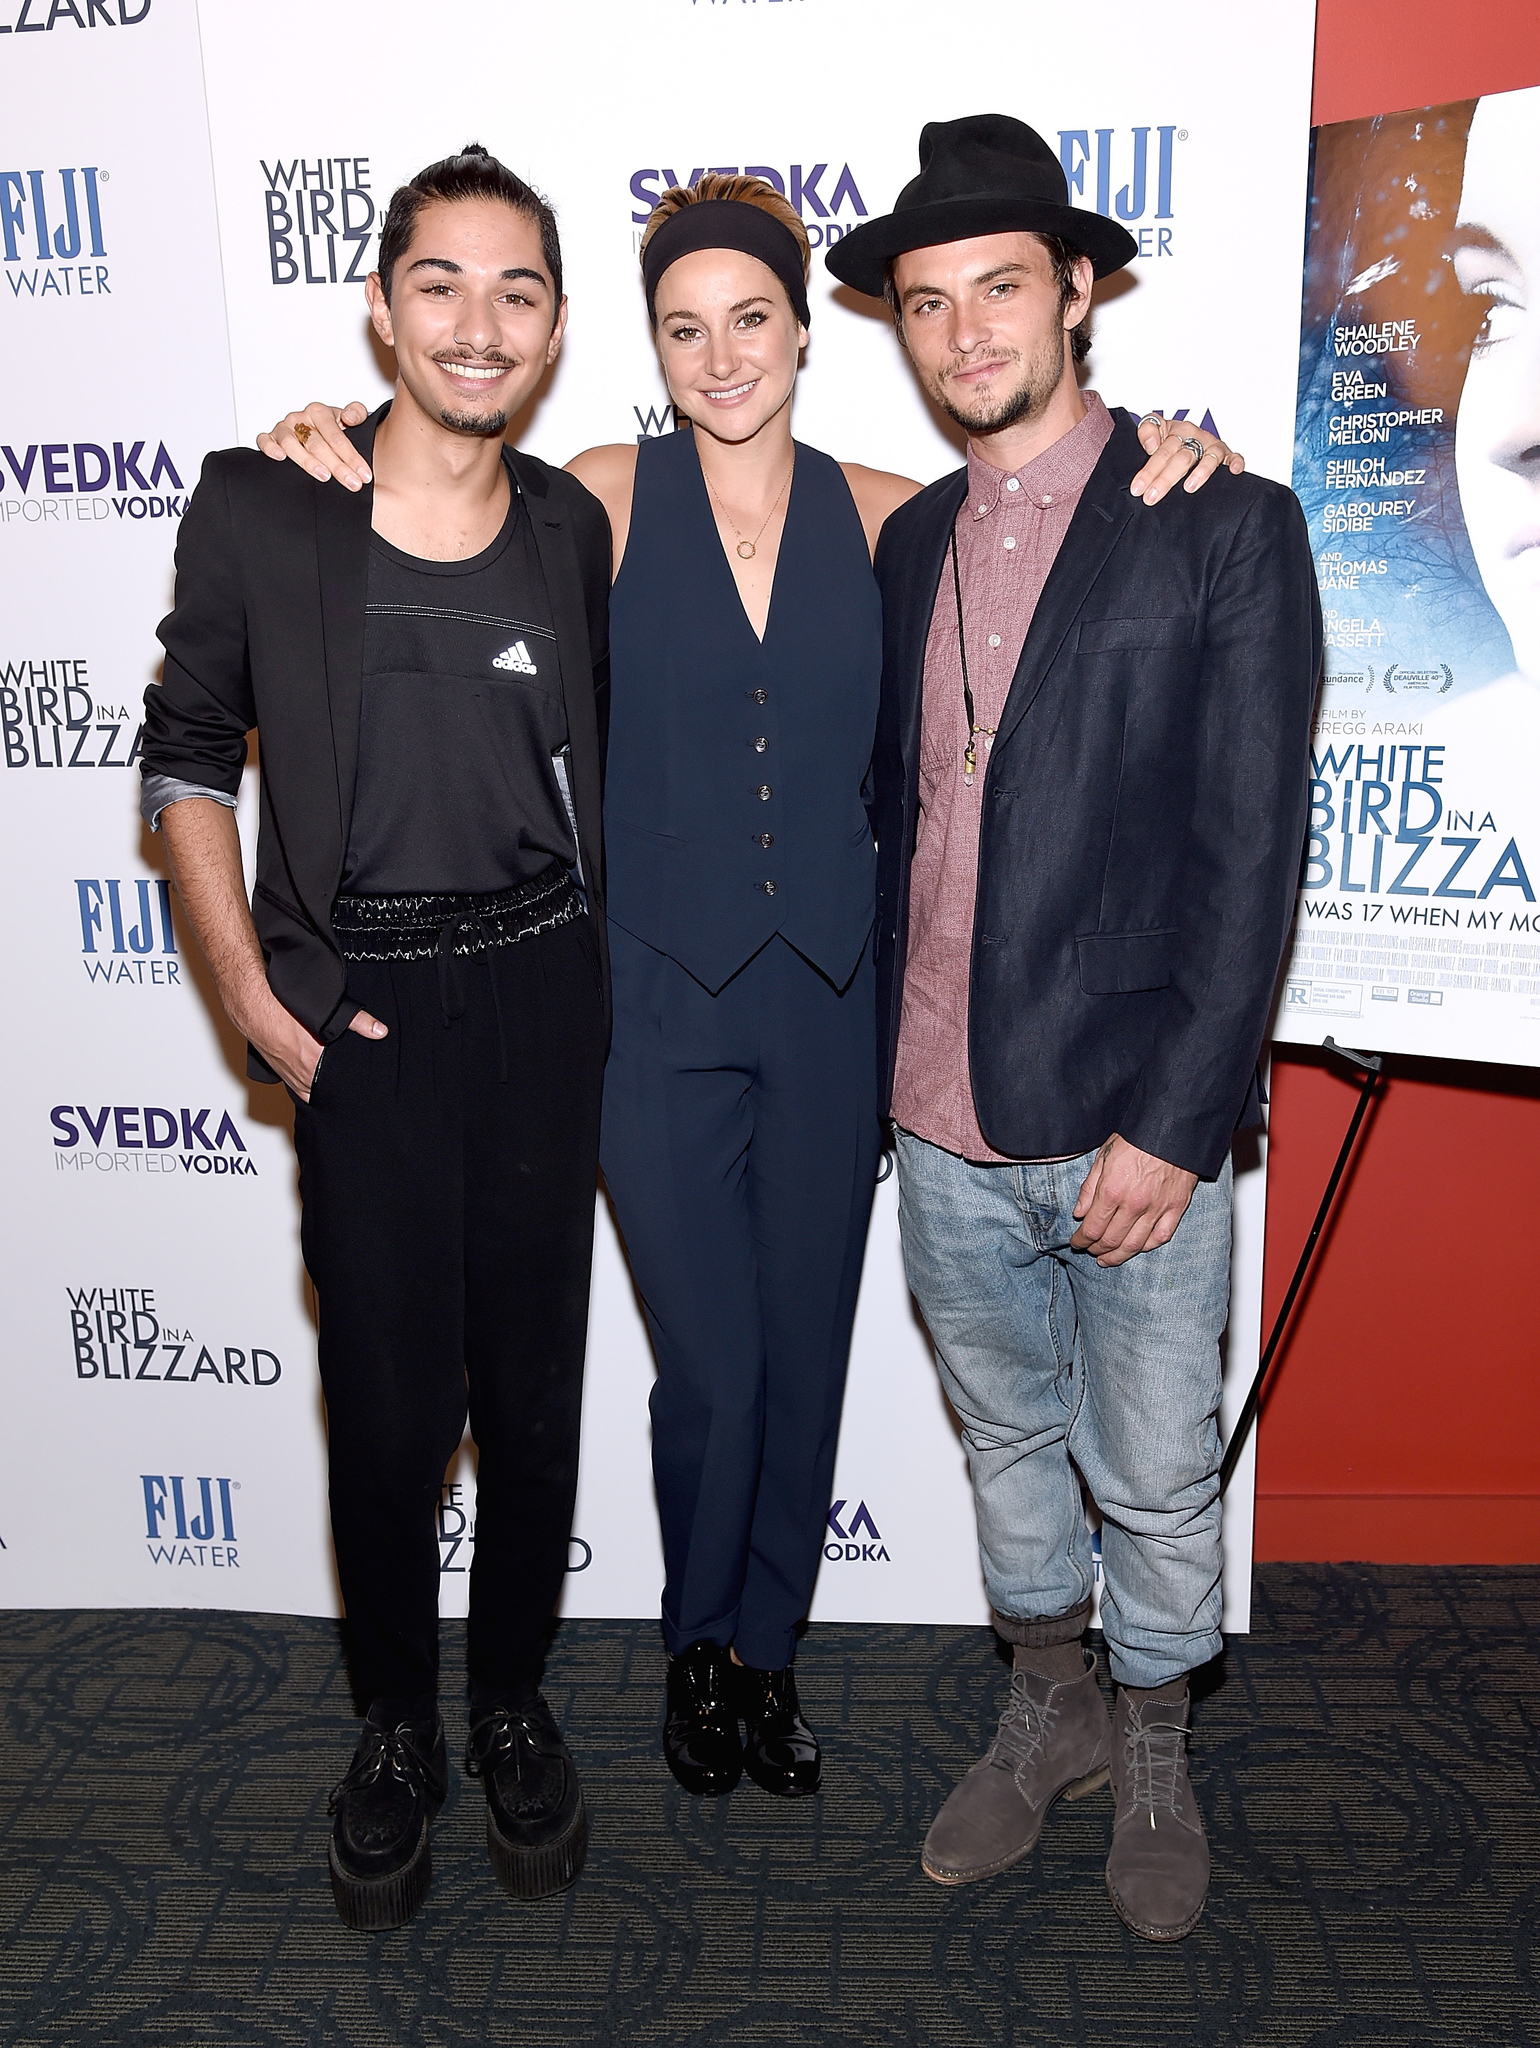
[[939, 349, 1020, 381], [432, 351, 519, 367]]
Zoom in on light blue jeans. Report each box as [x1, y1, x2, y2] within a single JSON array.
[[894, 1130, 1230, 1689]]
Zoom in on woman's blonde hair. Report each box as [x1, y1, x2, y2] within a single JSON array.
[[640, 173, 812, 285]]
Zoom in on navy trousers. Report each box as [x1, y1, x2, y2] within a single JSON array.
[[601, 925, 880, 1671]]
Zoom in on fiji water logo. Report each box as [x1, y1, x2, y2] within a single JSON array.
[[261, 157, 376, 286], [51, 1103, 257, 1178], [141, 1473, 239, 1568], [824, 1497, 890, 1563], [0, 438, 187, 529], [629, 161, 866, 250], [75, 878, 181, 986], [1058, 127, 1183, 258], [1, 166, 108, 300]]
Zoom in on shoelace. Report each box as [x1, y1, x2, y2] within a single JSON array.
[[464, 1705, 555, 1782], [740, 1667, 800, 1731], [1122, 1710, 1189, 1822], [673, 1656, 731, 1726], [328, 1723, 436, 1814], [987, 1671, 1059, 1775]]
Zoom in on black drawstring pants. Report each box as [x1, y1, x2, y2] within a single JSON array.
[[291, 912, 605, 1707]]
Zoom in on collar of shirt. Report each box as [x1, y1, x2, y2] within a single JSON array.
[[965, 388, 1113, 521]]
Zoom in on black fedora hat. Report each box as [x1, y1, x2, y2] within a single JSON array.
[[825, 112, 1136, 297]]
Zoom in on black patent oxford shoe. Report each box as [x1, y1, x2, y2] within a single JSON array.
[[465, 1694, 588, 1899], [664, 1640, 743, 1796], [733, 1660, 822, 1797], [327, 1703, 448, 1930]]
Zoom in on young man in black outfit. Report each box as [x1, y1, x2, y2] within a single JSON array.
[[140, 146, 612, 1928]]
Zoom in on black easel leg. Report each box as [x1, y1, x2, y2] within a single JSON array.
[[1218, 1038, 1384, 1496]]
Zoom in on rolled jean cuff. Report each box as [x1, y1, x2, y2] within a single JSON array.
[[992, 1599, 1093, 1649]]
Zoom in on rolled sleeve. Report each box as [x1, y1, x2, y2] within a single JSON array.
[[141, 773, 238, 833]]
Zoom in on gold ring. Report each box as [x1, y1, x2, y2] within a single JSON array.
[[293, 422, 312, 448]]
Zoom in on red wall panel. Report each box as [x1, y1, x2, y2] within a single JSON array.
[[1313, 0, 1540, 126], [1256, 3, 1540, 1561]]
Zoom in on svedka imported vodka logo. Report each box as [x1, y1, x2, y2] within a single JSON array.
[[3, 658, 140, 770], [51, 1102, 257, 1180], [141, 1472, 239, 1569], [1, 165, 107, 300], [824, 1497, 890, 1563], [261, 157, 376, 286], [628, 159, 867, 251], [0, 437, 186, 530], [71, 1285, 283, 1388], [74, 878, 181, 986]]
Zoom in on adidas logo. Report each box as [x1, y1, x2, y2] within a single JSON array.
[[493, 640, 538, 675]]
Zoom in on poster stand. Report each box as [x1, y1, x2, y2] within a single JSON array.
[[1219, 1037, 1385, 1494]]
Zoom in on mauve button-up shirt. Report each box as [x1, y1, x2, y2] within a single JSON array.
[[890, 391, 1115, 1163]]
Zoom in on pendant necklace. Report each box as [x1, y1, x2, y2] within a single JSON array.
[[950, 525, 996, 785], [702, 459, 794, 560]]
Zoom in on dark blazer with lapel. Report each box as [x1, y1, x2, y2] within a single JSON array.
[[870, 408, 1321, 1181], [143, 405, 613, 1079]]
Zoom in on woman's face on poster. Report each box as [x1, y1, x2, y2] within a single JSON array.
[[1454, 87, 1540, 683]]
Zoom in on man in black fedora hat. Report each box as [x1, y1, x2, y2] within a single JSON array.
[[828, 115, 1319, 1940]]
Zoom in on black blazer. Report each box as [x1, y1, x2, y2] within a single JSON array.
[[870, 409, 1321, 1181], [143, 405, 613, 1080]]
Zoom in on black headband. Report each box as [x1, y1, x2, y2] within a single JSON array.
[[642, 198, 810, 330]]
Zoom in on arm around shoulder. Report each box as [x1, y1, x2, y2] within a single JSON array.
[[564, 443, 638, 580], [839, 462, 923, 561]]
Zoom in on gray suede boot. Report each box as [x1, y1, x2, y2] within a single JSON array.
[[1105, 1680, 1210, 1941], [921, 1650, 1112, 1885]]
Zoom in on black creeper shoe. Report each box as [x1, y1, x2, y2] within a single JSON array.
[[327, 1702, 447, 1931], [465, 1694, 588, 1898]]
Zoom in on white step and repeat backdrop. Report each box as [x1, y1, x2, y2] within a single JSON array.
[[0, 0, 1317, 1635]]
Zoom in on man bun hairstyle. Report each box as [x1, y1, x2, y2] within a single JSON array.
[[377, 142, 563, 312], [641, 172, 812, 284]]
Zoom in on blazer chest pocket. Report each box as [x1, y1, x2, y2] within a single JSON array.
[[1077, 928, 1177, 994], [1075, 617, 1193, 654]]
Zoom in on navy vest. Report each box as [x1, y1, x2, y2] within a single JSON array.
[[606, 428, 882, 992]]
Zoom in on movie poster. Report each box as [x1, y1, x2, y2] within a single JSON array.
[[1276, 85, 1540, 1062]]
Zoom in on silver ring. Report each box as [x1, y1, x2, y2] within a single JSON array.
[[1178, 434, 1204, 460], [1138, 411, 1164, 427]]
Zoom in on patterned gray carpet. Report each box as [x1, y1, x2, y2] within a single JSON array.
[[2, 1565, 1538, 2046]]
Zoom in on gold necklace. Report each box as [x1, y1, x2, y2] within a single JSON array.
[[701, 460, 794, 561]]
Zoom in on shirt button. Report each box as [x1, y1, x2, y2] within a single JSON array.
[[756, 785, 773, 801], [1003, 536, 1016, 551], [975, 503, 988, 517], [759, 833, 775, 848], [1042, 493, 1054, 506], [753, 736, 768, 753], [759, 880, 778, 895], [988, 633, 1002, 649], [750, 688, 768, 704], [1006, 477, 1020, 492]]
